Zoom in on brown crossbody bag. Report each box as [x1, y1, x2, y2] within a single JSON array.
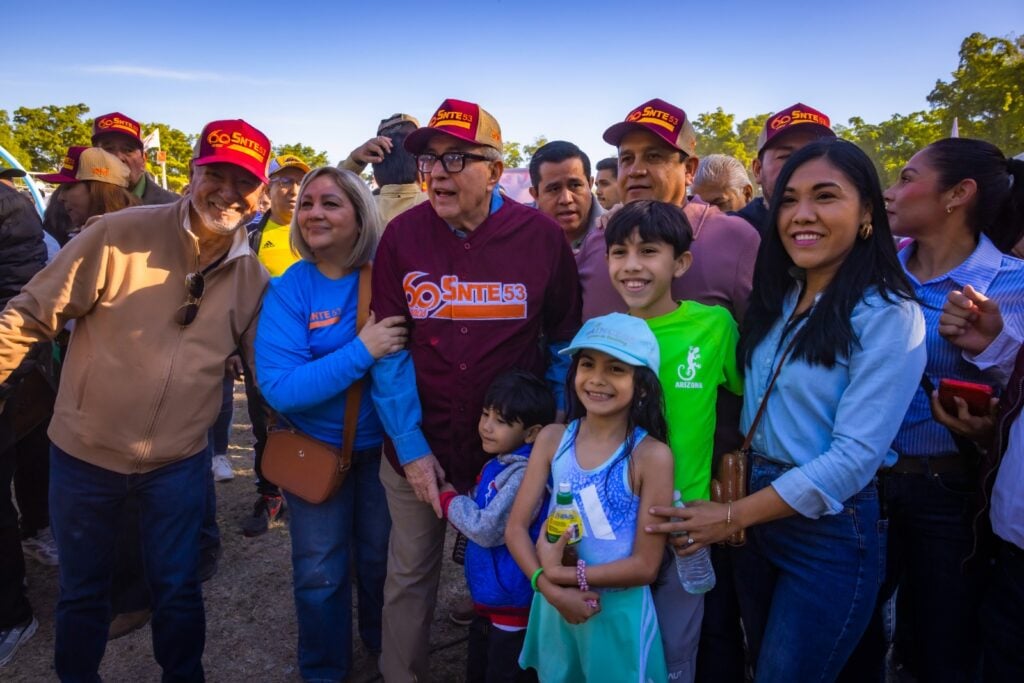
[[261, 263, 372, 505], [711, 336, 797, 546]]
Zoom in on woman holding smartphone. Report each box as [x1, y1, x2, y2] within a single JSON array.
[[649, 139, 926, 681], [838, 138, 1024, 682]]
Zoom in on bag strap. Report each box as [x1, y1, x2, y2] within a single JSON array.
[[340, 262, 373, 464], [741, 335, 799, 451]]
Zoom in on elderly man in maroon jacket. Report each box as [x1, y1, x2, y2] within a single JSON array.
[[368, 98, 581, 681]]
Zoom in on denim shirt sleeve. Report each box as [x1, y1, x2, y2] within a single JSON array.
[[771, 298, 927, 518], [546, 340, 571, 411], [369, 349, 431, 465]]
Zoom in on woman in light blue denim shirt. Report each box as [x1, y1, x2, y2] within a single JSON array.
[[650, 140, 926, 681]]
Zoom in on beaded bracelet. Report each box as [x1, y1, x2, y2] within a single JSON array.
[[530, 567, 544, 592], [576, 559, 598, 609]]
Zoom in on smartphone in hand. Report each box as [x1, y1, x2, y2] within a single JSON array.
[[938, 379, 994, 417]]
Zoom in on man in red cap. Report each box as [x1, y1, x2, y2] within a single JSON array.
[[92, 111, 178, 205], [369, 98, 581, 681], [576, 97, 760, 323], [0, 119, 271, 680], [734, 103, 836, 235]]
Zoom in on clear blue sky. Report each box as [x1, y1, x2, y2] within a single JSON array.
[[2, 0, 1021, 169]]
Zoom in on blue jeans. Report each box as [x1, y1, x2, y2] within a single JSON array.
[[734, 456, 885, 683], [849, 469, 984, 682], [208, 376, 234, 455], [49, 445, 206, 682], [283, 447, 391, 683], [982, 540, 1024, 680], [200, 446, 219, 554]]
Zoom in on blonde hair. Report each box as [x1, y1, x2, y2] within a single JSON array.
[[290, 167, 383, 269]]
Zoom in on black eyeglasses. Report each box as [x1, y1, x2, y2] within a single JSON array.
[[416, 152, 492, 174], [174, 271, 205, 326]]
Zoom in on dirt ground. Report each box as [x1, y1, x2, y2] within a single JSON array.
[[5, 385, 470, 682]]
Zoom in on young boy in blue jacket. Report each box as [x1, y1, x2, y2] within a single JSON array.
[[439, 370, 555, 683]]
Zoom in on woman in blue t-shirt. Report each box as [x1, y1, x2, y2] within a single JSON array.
[[255, 167, 407, 682]]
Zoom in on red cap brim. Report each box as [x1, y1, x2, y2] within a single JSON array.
[[37, 172, 78, 184], [404, 127, 447, 154], [602, 121, 685, 151], [192, 155, 268, 185]]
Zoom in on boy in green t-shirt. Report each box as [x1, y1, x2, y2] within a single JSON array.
[[605, 199, 743, 680], [605, 200, 743, 502]]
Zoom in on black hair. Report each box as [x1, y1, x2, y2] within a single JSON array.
[[372, 122, 418, 186], [596, 157, 618, 177], [740, 139, 916, 369], [604, 199, 693, 257], [483, 369, 556, 429], [528, 140, 591, 189], [923, 138, 1024, 253], [564, 353, 668, 490]]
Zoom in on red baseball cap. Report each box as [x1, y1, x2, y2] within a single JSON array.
[[38, 146, 89, 183], [92, 112, 144, 148], [193, 119, 272, 184], [404, 99, 503, 154], [603, 99, 698, 157], [756, 103, 835, 154]]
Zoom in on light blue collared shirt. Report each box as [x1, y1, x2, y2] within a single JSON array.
[[742, 287, 927, 518], [895, 235, 1024, 457]]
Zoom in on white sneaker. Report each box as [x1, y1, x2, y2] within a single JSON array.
[[211, 454, 234, 482], [0, 616, 38, 667], [22, 527, 59, 567]]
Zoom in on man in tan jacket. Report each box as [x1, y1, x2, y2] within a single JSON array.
[[0, 118, 271, 681]]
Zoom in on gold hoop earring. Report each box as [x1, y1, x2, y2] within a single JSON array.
[[859, 222, 873, 240], [946, 206, 954, 214]]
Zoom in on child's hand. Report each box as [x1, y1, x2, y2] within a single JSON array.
[[536, 527, 568, 573], [543, 584, 601, 625], [439, 481, 456, 495]]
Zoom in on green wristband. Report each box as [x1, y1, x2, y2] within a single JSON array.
[[530, 567, 544, 592]]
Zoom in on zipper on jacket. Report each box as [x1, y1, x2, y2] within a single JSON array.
[[136, 323, 186, 472]]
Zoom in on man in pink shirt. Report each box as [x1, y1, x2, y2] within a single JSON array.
[[575, 98, 760, 323]]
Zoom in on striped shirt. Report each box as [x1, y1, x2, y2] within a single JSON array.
[[894, 235, 1024, 457]]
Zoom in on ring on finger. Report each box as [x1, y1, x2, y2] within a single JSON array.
[[687, 536, 696, 546]]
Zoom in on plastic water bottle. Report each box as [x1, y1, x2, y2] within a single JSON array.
[[673, 501, 716, 594]]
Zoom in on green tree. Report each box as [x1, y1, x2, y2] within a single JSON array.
[[927, 32, 1024, 153], [737, 114, 770, 164], [503, 136, 548, 169], [504, 141, 524, 168], [141, 122, 195, 193], [836, 110, 944, 186], [12, 103, 92, 171], [522, 136, 548, 165], [273, 143, 330, 169], [0, 110, 28, 166], [693, 108, 769, 170]]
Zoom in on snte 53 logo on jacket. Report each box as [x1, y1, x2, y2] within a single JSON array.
[[403, 272, 528, 320]]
